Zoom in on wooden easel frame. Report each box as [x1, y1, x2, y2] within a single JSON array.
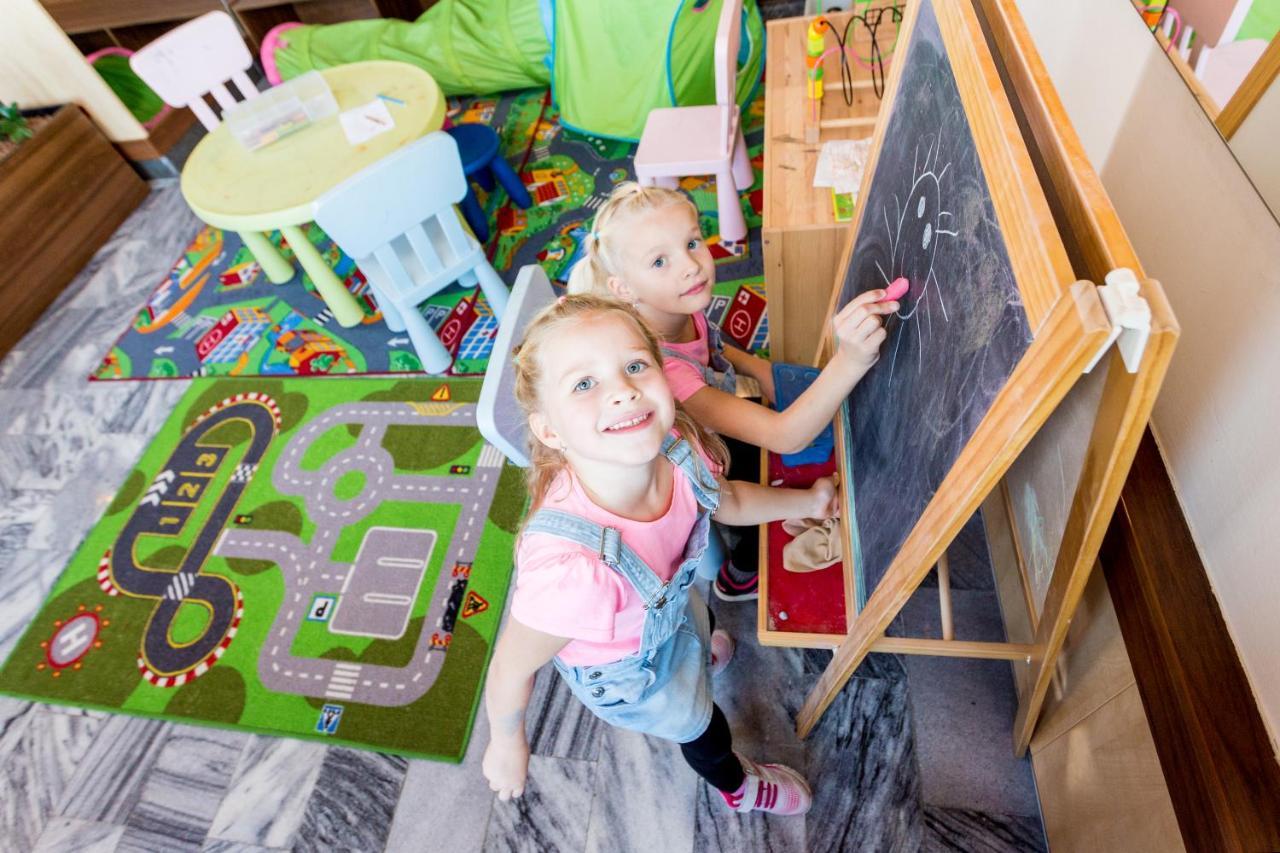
[[794, 0, 1113, 738], [974, 0, 1179, 756]]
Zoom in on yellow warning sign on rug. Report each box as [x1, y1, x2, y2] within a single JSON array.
[[462, 590, 489, 619], [431, 385, 451, 402]]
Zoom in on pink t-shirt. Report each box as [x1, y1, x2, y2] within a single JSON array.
[[510, 442, 717, 667], [661, 311, 713, 403]]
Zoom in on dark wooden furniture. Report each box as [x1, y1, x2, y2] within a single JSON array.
[[0, 105, 148, 358]]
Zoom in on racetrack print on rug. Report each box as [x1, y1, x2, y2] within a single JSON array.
[[0, 377, 523, 763]]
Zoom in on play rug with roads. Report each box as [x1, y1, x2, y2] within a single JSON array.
[[92, 88, 770, 382], [0, 377, 523, 763]]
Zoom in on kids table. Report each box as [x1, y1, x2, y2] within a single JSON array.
[[180, 60, 445, 327]]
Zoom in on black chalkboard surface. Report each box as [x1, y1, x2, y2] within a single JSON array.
[[838, 0, 1034, 608]]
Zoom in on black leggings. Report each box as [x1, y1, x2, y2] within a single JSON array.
[[680, 704, 745, 792], [722, 435, 761, 575], [678, 607, 745, 792]]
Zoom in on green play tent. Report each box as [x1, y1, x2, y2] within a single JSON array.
[[268, 0, 765, 141]]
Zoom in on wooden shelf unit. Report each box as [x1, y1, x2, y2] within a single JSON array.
[[761, 9, 899, 366]]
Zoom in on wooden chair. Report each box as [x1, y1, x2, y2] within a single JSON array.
[[314, 132, 511, 374], [633, 0, 755, 244], [131, 12, 297, 286]]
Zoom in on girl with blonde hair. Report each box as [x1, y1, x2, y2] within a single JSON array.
[[481, 294, 836, 815], [568, 182, 897, 601]]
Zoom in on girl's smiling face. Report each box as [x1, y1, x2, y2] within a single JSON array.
[[528, 311, 675, 468], [606, 202, 716, 317]]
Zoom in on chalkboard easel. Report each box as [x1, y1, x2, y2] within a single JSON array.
[[792, 0, 1116, 739]]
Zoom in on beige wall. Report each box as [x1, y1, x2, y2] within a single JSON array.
[[0, 0, 146, 141], [1230, 76, 1280, 214], [1016, 0, 1280, 750]]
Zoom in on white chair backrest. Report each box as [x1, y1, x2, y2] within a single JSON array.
[[130, 11, 258, 132], [713, 0, 744, 148], [314, 132, 474, 293]]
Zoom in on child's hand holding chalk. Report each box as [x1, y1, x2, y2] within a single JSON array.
[[830, 283, 900, 372]]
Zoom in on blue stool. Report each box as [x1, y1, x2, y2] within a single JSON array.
[[445, 123, 533, 244]]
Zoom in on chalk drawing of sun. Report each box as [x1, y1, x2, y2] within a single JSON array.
[[874, 132, 958, 386]]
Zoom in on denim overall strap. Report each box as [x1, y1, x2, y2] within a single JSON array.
[[522, 510, 671, 608], [661, 318, 737, 395], [659, 434, 720, 514], [704, 320, 738, 391]]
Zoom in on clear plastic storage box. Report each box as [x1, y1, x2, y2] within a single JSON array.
[[224, 71, 338, 151]]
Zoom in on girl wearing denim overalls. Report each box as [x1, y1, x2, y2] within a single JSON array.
[[481, 295, 838, 815], [566, 183, 897, 602]]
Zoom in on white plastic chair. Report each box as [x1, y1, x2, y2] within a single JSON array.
[[633, 0, 754, 244], [130, 12, 305, 285], [314, 132, 511, 374], [129, 11, 259, 132], [478, 265, 557, 466]]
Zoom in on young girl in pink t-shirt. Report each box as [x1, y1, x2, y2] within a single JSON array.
[[481, 295, 838, 816], [567, 183, 898, 601]]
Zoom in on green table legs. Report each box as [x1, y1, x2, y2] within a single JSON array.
[[280, 224, 365, 328], [238, 230, 294, 284]]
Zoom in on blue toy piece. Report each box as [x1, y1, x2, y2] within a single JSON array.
[[772, 362, 835, 467], [445, 123, 533, 244]]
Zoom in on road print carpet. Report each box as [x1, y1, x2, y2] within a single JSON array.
[[93, 88, 770, 381], [0, 377, 523, 763]]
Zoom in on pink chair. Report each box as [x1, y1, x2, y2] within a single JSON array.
[[130, 12, 296, 285], [633, 0, 754, 244]]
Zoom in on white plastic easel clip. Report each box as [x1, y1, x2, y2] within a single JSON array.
[[1084, 268, 1152, 374]]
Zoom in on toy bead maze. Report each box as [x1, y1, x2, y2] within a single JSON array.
[[749, 0, 1172, 743], [0, 377, 526, 763]]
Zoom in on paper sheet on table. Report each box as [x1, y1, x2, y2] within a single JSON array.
[[813, 138, 874, 198], [340, 99, 396, 145]]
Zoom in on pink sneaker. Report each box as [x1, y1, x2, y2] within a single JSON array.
[[709, 629, 734, 677], [719, 756, 812, 816]]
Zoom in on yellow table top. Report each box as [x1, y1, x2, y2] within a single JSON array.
[[180, 61, 445, 232]]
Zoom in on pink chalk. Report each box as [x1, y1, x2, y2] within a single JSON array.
[[881, 278, 909, 302]]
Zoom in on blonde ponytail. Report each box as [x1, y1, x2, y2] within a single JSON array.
[[565, 181, 698, 298]]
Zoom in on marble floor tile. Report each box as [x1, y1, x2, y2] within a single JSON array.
[[526, 664, 606, 761], [482, 755, 595, 853], [58, 716, 172, 824], [385, 707, 494, 853], [584, 725, 697, 853], [202, 840, 290, 853], [0, 707, 103, 852], [898, 591, 1040, 818], [805, 675, 923, 853], [1, 382, 188, 440], [206, 736, 328, 849], [22, 434, 147, 553], [116, 725, 248, 853], [922, 805, 1047, 852], [292, 747, 408, 853], [0, 695, 33, 739], [31, 816, 127, 853], [710, 600, 808, 769], [0, 549, 65, 664]]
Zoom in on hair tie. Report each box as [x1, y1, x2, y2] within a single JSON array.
[[557, 295, 567, 305]]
